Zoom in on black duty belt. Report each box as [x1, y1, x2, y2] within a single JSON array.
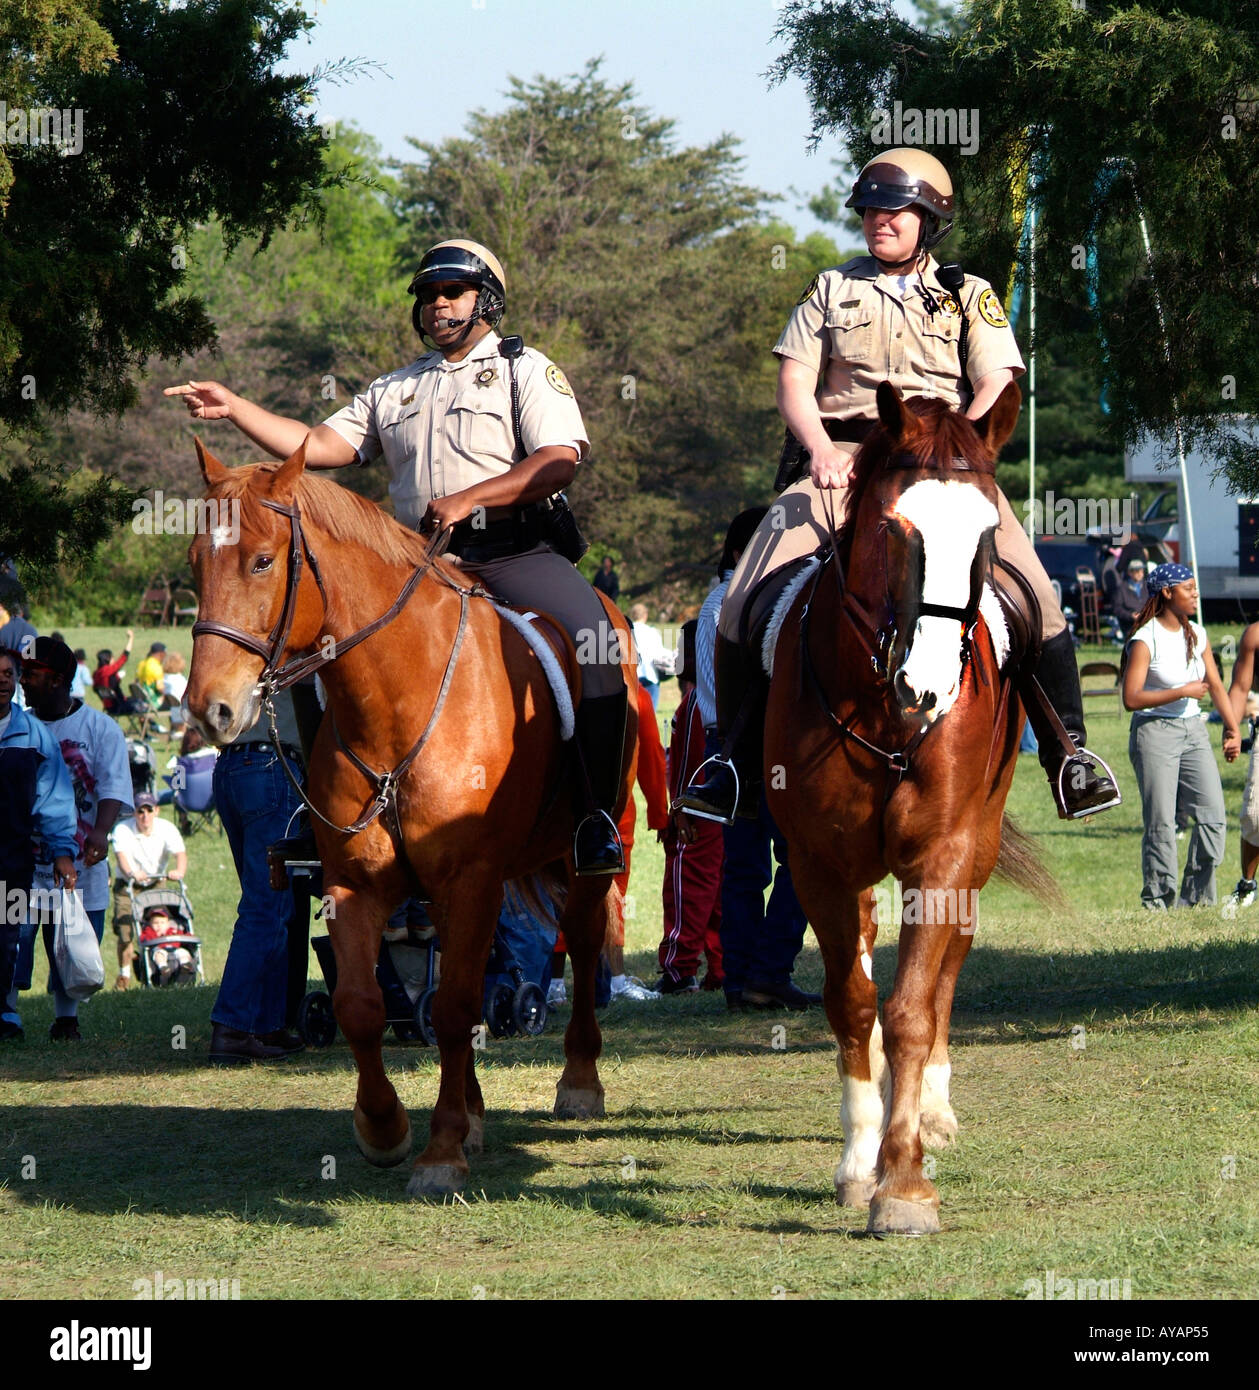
[[823, 418, 875, 444], [447, 503, 547, 564]]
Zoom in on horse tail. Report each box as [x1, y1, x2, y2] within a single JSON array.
[[994, 813, 1063, 907], [505, 867, 623, 945], [505, 870, 567, 929]]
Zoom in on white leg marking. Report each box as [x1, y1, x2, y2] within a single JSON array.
[[835, 1018, 891, 1186], [920, 1059, 959, 1146], [921, 1060, 951, 1114]]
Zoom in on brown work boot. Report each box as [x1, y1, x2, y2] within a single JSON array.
[[208, 1023, 291, 1066]]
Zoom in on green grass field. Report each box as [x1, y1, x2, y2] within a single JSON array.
[[2, 625, 1257, 1299]]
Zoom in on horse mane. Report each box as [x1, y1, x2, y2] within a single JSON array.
[[836, 398, 995, 564], [212, 463, 458, 576]]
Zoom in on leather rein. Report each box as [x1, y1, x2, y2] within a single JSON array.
[[800, 449, 996, 795], [192, 495, 484, 837]]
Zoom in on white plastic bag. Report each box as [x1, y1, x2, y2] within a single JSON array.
[[53, 890, 105, 1001]]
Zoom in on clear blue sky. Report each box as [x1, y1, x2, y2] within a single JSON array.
[[284, 0, 920, 241]]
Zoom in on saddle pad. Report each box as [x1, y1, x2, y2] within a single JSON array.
[[491, 602, 576, 741], [977, 583, 1011, 669], [762, 557, 822, 677]]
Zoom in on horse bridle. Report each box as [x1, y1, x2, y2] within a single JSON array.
[[192, 494, 483, 836], [802, 449, 997, 790]]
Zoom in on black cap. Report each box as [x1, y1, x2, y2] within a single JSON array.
[[134, 792, 159, 809], [30, 636, 77, 685]]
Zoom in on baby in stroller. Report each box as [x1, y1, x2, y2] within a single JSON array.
[[132, 889, 203, 987]]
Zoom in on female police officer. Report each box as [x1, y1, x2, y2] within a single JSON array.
[[166, 240, 627, 875], [676, 149, 1119, 825]]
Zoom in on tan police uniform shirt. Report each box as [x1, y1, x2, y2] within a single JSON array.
[[323, 330, 589, 530], [774, 254, 1025, 417]]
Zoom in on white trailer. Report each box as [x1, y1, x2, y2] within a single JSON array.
[[1124, 416, 1259, 615]]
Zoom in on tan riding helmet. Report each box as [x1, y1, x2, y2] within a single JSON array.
[[407, 239, 507, 331], [846, 148, 955, 249]]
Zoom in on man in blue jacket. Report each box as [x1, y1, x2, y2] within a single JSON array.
[[0, 648, 78, 1040]]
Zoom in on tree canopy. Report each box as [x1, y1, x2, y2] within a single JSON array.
[[772, 0, 1259, 486], [394, 60, 844, 588], [0, 0, 335, 587]]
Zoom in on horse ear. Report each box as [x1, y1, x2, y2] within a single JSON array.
[[266, 436, 308, 501], [194, 437, 231, 486], [973, 381, 1023, 456], [876, 381, 909, 441]]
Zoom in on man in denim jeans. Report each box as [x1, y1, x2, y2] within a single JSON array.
[[209, 687, 307, 1063]]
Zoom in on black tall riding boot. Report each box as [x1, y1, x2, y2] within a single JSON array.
[[572, 689, 628, 876], [1028, 628, 1122, 819], [672, 633, 766, 825]]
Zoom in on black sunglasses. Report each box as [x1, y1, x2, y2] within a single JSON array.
[[416, 282, 477, 305]]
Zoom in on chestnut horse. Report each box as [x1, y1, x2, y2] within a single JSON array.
[[185, 440, 637, 1196], [766, 381, 1054, 1235]]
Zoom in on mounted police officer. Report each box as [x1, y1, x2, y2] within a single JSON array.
[[675, 149, 1120, 825], [167, 239, 627, 875]]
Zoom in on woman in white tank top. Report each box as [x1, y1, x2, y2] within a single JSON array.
[[1122, 564, 1240, 909]]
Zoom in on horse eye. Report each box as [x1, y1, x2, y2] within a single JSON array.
[[251, 555, 274, 574]]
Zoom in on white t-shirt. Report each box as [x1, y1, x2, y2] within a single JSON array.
[[1129, 617, 1208, 721], [111, 815, 186, 882], [632, 620, 674, 685], [163, 672, 188, 702], [31, 701, 133, 911]]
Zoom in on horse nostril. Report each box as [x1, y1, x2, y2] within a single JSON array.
[[894, 670, 916, 710], [210, 701, 233, 734]]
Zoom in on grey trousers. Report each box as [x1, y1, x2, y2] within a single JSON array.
[[458, 542, 625, 699], [1128, 717, 1226, 908]]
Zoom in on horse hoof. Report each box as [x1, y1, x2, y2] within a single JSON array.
[[463, 1114, 485, 1156], [867, 1195, 941, 1237], [554, 1085, 605, 1119], [920, 1111, 959, 1149], [352, 1107, 412, 1168], [406, 1163, 467, 1198], [835, 1177, 876, 1208]]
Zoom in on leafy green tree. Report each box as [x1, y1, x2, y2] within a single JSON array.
[[0, 0, 335, 583], [394, 61, 840, 595], [772, 0, 1259, 491]]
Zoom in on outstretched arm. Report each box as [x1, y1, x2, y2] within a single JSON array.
[[163, 381, 357, 469]]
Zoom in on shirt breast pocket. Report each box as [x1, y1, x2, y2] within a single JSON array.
[[920, 316, 961, 375], [380, 405, 423, 461], [825, 308, 875, 364], [451, 394, 512, 461]]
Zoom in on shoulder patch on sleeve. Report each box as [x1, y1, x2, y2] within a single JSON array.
[[976, 287, 1009, 328], [545, 363, 574, 397], [796, 274, 820, 306]]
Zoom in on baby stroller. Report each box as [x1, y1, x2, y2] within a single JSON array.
[[131, 882, 204, 988], [297, 901, 548, 1048]]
